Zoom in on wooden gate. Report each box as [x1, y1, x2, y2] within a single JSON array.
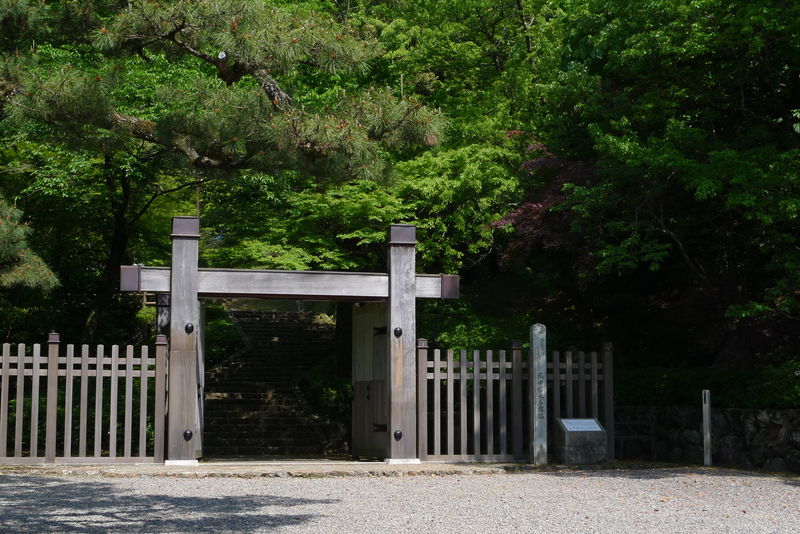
[[417, 339, 614, 462], [0, 333, 167, 464]]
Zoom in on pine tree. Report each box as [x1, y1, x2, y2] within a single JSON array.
[[0, 193, 57, 290], [2, 0, 446, 180]]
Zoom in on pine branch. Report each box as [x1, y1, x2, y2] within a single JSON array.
[[252, 69, 292, 109]]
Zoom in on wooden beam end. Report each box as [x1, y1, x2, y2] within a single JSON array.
[[171, 216, 200, 237], [389, 224, 416, 245], [440, 275, 460, 299], [120, 265, 141, 292]]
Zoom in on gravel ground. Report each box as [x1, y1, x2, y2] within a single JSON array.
[[0, 467, 798, 533]]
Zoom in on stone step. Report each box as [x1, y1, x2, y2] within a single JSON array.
[[202, 310, 338, 458], [203, 434, 322, 445], [204, 425, 319, 435], [204, 391, 295, 400], [205, 384, 296, 392], [203, 445, 323, 456], [204, 410, 305, 420]]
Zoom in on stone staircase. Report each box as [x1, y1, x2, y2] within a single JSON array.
[[202, 310, 337, 458]]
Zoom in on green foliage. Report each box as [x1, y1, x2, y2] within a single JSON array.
[[419, 299, 533, 351], [616, 362, 800, 409], [203, 302, 244, 369], [501, 0, 800, 367], [0, 192, 57, 290], [201, 144, 521, 275], [394, 144, 521, 272], [202, 174, 410, 271], [368, 0, 528, 144]]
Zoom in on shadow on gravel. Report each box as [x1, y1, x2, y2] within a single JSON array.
[[0, 475, 335, 532]]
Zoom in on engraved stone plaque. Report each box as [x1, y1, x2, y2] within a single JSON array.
[[561, 419, 603, 432], [554, 418, 607, 464]]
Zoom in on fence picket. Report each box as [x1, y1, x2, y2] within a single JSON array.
[[591, 351, 599, 419], [64, 344, 75, 458], [498, 350, 507, 455], [124, 345, 134, 458], [109, 345, 119, 458], [79, 344, 89, 457], [512, 342, 522, 458], [30, 344, 41, 457], [446, 349, 454, 456], [565, 351, 573, 418], [473, 350, 480, 456], [14, 344, 24, 457], [94, 345, 104, 457], [139, 346, 149, 457], [433, 348, 441, 457], [578, 351, 586, 418], [486, 350, 494, 456], [416, 340, 428, 461], [1, 344, 9, 456], [459, 350, 467, 455], [552, 351, 561, 420]]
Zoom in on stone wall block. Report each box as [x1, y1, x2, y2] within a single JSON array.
[[617, 405, 800, 473]]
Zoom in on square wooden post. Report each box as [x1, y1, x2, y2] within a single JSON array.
[[45, 332, 60, 463], [154, 335, 168, 463], [386, 224, 418, 463], [416, 338, 429, 461], [530, 323, 547, 465], [167, 216, 201, 463], [602, 342, 615, 460]]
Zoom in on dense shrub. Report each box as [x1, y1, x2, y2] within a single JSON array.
[[616, 362, 800, 409]]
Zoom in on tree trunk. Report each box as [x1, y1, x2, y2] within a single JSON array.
[[82, 159, 133, 343], [82, 218, 131, 343]]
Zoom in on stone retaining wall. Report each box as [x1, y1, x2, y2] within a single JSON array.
[[616, 405, 800, 472]]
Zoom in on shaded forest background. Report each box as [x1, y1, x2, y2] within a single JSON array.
[[1, 0, 798, 408]]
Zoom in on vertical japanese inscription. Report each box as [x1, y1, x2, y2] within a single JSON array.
[[530, 323, 547, 466]]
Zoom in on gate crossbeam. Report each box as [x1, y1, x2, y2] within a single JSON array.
[[121, 266, 459, 301]]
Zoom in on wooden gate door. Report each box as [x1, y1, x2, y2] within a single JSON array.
[[351, 303, 389, 458]]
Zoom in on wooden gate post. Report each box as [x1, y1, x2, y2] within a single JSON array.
[[386, 224, 418, 463], [167, 216, 201, 463]]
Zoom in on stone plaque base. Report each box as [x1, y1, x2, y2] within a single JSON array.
[[554, 418, 607, 464]]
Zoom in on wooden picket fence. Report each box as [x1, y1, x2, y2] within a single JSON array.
[[0, 333, 167, 464], [417, 339, 614, 462]]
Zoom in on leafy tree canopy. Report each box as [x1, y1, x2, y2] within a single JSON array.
[[501, 0, 800, 365]]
